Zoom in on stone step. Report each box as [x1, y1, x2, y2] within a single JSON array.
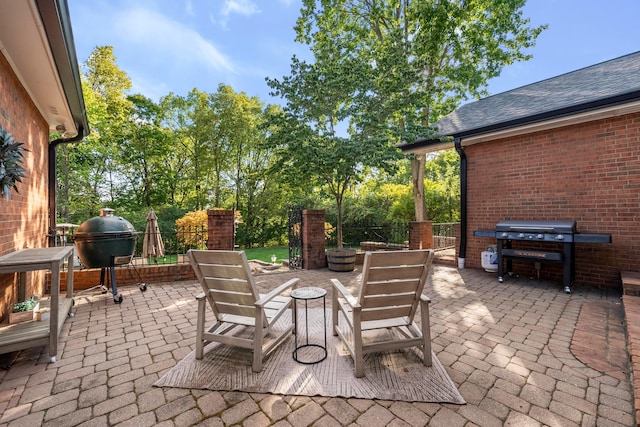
[[621, 271, 640, 426]]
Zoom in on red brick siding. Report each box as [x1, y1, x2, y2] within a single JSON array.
[[0, 52, 51, 318], [56, 264, 196, 291], [465, 113, 640, 289]]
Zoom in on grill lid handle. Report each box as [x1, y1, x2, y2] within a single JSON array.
[[509, 226, 556, 232]]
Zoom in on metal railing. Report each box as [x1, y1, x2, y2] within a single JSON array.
[[140, 222, 459, 261], [325, 222, 409, 249], [65, 222, 459, 270], [325, 221, 459, 252], [432, 222, 457, 251], [133, 226, 206, 265]]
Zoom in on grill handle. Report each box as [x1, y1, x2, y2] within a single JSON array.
[[508, 226, 556, 233]]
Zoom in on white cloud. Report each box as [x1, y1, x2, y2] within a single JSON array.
[[211, 0, 261, 30], [114, 7, 235, 74], [185, 0, 194, 16], [221, 0, 261, 17]]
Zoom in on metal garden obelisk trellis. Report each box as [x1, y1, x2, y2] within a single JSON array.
[[288, 205, 302, 270]]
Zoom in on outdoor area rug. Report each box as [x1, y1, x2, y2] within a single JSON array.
[[154, 309, 465, 404]]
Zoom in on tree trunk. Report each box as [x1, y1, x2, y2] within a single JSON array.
[[336, 196, 343, 249], [411, 154, 427, 221]]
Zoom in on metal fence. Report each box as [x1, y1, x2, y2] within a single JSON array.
[[130, 225, 206, 266], [325, 222, 410, 249], [432, 222, 458, 251], [325, 221, 458, 252], [138, 221, 459, 262], [67, 222, 459, 268]]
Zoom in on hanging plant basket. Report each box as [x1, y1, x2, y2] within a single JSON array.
[[0, 127, 29, 200]]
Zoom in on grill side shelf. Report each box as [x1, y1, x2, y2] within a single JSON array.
[[574, 233, 612, 244], [473, 230, 496, 238]]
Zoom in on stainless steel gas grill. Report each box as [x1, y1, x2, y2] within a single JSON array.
[[474, 220, 611, 293]]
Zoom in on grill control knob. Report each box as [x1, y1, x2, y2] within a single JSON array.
[[519, 233, 525, 238], [501, 232, 508, 238], [556, 234, 564, 240], [537, 234, 544, 239]]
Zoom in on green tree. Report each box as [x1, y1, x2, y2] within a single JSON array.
[[83, 46, 133, 206], [159, 90, 219, 210], [230, 99, 292, 248], [296, 0, 546, 221], [424, 149, 460, 222], [209, 84, 262, 211], [57, 46, 133, 222], [118, 94, 174, 209], [266, 43, 400, 248]]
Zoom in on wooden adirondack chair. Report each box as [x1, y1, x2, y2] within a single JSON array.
[[331, 249, 434, 377], [188, 250, 299, 372]]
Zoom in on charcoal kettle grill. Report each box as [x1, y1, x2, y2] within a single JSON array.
[[73, 208, 145, 303], [474, 220, 611, 293]]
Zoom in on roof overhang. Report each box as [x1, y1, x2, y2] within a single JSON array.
[[400, 98, 640, 155], [0, 0, 88, 138], [458, 98, 640, 147], [397, 138, 453, 154]]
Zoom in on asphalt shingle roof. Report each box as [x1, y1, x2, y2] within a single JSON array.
[[434, 50, 640, 138]]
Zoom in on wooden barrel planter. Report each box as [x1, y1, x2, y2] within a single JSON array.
[[327, 248, 356, 272]]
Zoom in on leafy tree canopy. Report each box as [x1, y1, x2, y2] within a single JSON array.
[[295, 0, 546, 220]]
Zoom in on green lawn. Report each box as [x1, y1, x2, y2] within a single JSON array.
[[242, 246, 289, 263], [145, 254, 179, 265], [143, 246, 290, 265]]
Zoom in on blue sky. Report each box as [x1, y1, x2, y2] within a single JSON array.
[[68, 0, 640, 106]]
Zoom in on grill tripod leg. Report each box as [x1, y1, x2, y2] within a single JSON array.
[[109, 266, 117, 297], [123, 261, 146, 292], [108, 261, 123, 304]]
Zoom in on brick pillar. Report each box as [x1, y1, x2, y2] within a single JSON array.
[[207, 209, 235, 250], [409, 221, 433, 250], [302, 210, 326, 269]]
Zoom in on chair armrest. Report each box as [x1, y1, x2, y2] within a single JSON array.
[[420, 294, 431, 303], [256, 278, 299, 307], [331, 278, 359, 308], [196, 292, 205, 300]]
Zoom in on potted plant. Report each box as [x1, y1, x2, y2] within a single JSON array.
[[10, 298, 40, 324], [0, 127, 29, 200]]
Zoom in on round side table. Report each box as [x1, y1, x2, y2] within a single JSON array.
[[291, 287, 327, 364]]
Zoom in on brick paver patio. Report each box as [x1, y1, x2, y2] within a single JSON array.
[[0, 265, 633, 426]]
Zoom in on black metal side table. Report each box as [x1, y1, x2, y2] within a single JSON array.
[[291, 287, 327, 364]]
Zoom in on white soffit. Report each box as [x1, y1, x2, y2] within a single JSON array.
[[0, 1, 76, 134]]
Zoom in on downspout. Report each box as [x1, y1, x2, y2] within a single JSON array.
[[47, 127, 85, 247], [454, 137, 467, 268]]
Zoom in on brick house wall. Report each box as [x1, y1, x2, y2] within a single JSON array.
[[0, 52, 51, 317], [465, 112, 640, 289]]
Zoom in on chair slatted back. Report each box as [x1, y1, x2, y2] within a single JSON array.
[[357, 250, 434, 323], [188, 250, 262, 321]]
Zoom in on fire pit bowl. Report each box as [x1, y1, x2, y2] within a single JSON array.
[[73, 208, 138, 268]]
